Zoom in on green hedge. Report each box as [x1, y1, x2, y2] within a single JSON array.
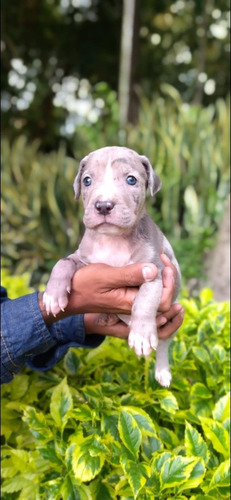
[[1, 273, 230, 499], [1, 89, 230, 285]]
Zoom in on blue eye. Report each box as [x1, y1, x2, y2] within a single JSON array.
[[83, 176, 92, 186], [126, 175, 137, 185]]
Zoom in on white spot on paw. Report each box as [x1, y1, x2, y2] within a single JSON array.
[[128, 329, 135, 349], [150, 334, 158, 351], [128, 331, 153, 357], [43, 292, 66, 316], [155, 368, 172, 387]]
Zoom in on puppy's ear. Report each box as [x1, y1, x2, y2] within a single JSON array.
[[139, 155, 162, 196], [73, 155, 89, 200]]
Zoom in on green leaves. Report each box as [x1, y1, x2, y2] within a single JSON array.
[[160, 456, 196, 491], [191, 383, 213, 399], [10, 374, 29, 400], [1, 289, 230, 499], [172, 340, 188, 364], [71, 434, 107, 482], [157, 389, 179, 414], [185, 422, 209, 463], [118, 410, 142, 456], [120, 455, 148, 498], [23, 406, 53, 441], [207, 459, 230, 491], [200, 417, 230, 458], [148, 453, 206, 495], [118, 406, 158, 458], [1, 140, 80, 282], [213, 393, 230, 422], [50, 377, 73, 430]]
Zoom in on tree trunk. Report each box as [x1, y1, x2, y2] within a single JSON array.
[[192, 0, 210, 105], [204, 196, 230, 301], [118, 0, 140, 128]]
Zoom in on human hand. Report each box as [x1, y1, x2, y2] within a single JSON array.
[[156, 253, 184, 338], [158, 253, 178, 311], [39, 262, 158, 325], [67, 262, 158, 315], [84, 304, 184, 339], [70, 254, 180, 317], [39, 257, 184, 335], [84, 254, 184, 339]]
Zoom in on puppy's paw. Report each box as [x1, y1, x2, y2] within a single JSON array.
[[128, 317, 158, 357], [128, 329, 155, 357], [43, 290, 69, 316], [155, 368, 172, 387]]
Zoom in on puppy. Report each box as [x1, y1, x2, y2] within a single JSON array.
[[43, 146, 181, 386]]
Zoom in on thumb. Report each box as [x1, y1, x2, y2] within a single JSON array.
[[106, 262, 158, 288]]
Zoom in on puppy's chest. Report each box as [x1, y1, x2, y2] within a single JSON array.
[[78, 235, 155, 267]]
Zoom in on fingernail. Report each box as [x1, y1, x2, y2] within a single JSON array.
[[180, 308, 185, 317], [161, 253, 170, 263], [142, 266, 156, 282], [158, 316, 167, 326]]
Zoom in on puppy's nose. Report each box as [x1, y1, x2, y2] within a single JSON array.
[[95, 201, 115, 215]]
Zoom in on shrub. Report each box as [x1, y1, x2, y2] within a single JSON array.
[[1, 89, 230, 286], [1, 274, 230, 499], [1, 136, 82, 285], [125, 88, 230, 280]]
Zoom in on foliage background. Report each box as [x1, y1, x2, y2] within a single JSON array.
[[1, 0, 230, 149], [1, 276, 230, 499], [1, 0, 230, 286], [1, 2, 230, 498]]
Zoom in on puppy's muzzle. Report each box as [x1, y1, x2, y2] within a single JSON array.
[[95, 200, 115, 215]]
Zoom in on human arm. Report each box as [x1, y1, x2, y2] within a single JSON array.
[[1, 259, 184, 383], [0, 263, 157, 383], [1, 286, 103, 383], [83, 254, 184, 338]]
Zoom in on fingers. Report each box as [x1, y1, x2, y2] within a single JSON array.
[[105, 262, 158, 288], [84, 303, 184, 344], [159, 254, 177, 312], [157, 304, 184, 339], [70, 258, 177, 316], [101, 321, 130, 339], [105, 263, 158, 314], [84, 313, 129, 339], [160, 253, 177, 281]]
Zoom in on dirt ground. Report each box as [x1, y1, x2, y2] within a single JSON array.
[[204, 196, 230, 302]]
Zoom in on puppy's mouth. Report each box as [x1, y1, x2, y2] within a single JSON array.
[[86, 217, 128, 235], [95, 219, 124, 233], [97, 216, 118, 225], [83, 208, 136, 233]]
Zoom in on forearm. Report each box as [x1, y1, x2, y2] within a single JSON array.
[[37, 291, 74, 326], [1, 289, 104, 383], [1, 291, 56, 383]]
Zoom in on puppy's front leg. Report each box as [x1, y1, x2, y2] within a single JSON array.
[[128, 279, 163, 357], [43, 253, 81, 315]]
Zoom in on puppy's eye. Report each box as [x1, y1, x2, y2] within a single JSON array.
[[126, 175, 137, 185], [83, 176, 92, 187]]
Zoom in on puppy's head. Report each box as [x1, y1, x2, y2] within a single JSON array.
[[73, 146, 161, 235]]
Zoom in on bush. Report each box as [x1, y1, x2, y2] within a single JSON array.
[[125, 88, 230, 280], [1, 136, 83, 285], [1, 89, 230, 286], [1, 274, 230, 499]]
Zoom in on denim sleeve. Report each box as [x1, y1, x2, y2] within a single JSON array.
[[27, 314, 104, 372], [1, 287, 104, 384]]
